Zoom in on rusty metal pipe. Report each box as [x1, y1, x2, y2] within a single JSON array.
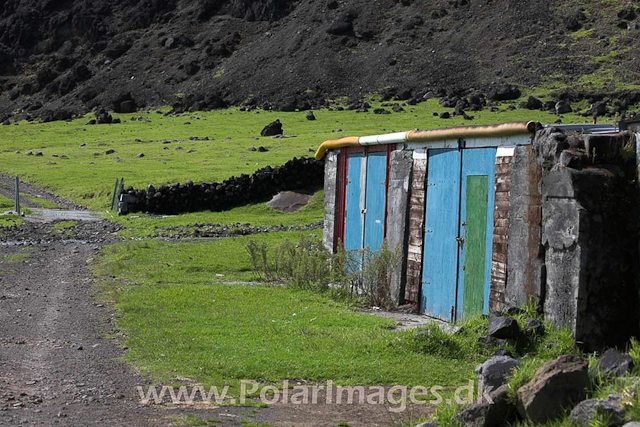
[[314, 121, 536, 160]]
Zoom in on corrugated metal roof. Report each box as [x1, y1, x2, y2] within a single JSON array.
[[543, 124, 619, 134]]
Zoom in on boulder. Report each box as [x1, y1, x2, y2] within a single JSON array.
[[488, 315, 521, 339], [555, 100, 573, 115], [453, 385, 514, 427], [373, 108, 390, 115], [487, 85, 521, 101], [523, 96, 543, 110], [95, 109, 113, 124], [475, 356, 520, 393], [591, 349, 634, 379], [569, 394, 626, 427], [260, 119, 283, 137], [618, 6, 637, 21], [517, 355, 589, 424], [306, 111, 316, 121], [440, 111, 451, 119], [525, 319, 546, 336], [589, 100, 608, 117]]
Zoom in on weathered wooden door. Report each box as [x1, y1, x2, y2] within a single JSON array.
[[420, 147, 496, 322], [344, 152, 365, 252], [343, 150, 388, 253], [363, 152, 387, 253], [457, 148, 496, 320], [420, 149, 462, 321]]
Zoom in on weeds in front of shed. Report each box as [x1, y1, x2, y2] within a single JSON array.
[[243, 236, 400, 308]]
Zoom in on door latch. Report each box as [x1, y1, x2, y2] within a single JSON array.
[[455, 236, 465, 246]]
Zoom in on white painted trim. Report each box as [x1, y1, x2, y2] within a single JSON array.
[[406, 139, 459, 150], [412, 149, 427, 160], [359, 132, 407, 146], [405, 134, 533, 151], [496, 146, 516, 157]]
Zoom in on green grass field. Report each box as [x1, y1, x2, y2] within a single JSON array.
[[94, 232, 479, 393], [0, 100, 595, 211]]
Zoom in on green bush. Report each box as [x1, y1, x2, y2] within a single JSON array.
[[243, 236, 400, 308]]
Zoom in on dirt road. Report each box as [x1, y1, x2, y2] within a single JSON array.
[[0, 222, 256, 426]]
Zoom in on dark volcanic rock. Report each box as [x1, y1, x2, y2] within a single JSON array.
[[475, 356, 520, 393], [523, 96, 543, 110], [454, 385, 515, 427], [487, 315, 521, 339], [517, 356, 589, 424], [487, 85, 521, 101], [555, 100, 573, 114], [260, 119, 283, 136], [590, 349, 634, 379], [569, 394, 626, 427]]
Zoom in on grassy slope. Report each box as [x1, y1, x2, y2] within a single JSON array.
[[0, 100, 594, 211]]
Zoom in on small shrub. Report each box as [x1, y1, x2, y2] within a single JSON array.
[[243, 236, 400, 308]]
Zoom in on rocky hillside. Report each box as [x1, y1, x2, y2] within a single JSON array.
[[1, 0, 639, 121]]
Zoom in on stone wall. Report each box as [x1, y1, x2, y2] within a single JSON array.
[[118, 156, 324, 215], [505, 127, 640, 350]]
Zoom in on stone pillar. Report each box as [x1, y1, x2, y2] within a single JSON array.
[[386, 150, 413, 305], [504, 145, 544, 309], [322, 150, 339, 252]]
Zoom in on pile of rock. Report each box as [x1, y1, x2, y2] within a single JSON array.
[[451, 312, 638, 427], [117, 156, 324, 215]]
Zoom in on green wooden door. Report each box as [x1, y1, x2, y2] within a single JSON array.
[[462, 176, 488, 318]]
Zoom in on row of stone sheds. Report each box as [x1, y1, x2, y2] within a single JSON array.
[[318, 120, 640, 351]]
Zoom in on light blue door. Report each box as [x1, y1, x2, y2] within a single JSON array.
[[420, 149, 462, 321], [344, 153, 365, 252], [420, 147, 496, 322], [363, 152, 387, 252], [456, 148, 496, 320]]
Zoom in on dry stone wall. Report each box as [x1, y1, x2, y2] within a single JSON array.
[[118, 157, 324, 215]]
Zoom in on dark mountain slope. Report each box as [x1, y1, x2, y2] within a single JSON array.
[[0, 0, 638, 120]]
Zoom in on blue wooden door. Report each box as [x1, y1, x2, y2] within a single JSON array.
[[420, 147, 496, 322], [363, 152, 387, 252], [420, 149, 462, 321], [344, 153, 365, 252], [457, 148, 496, 320]]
